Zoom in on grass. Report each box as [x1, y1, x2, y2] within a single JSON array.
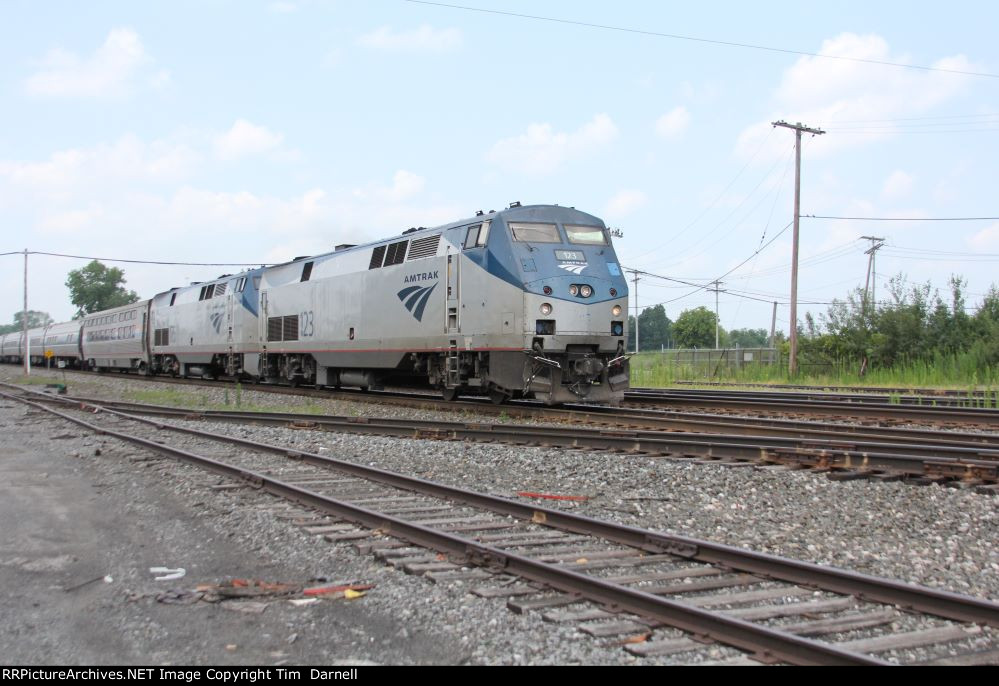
[[123, 387, 330, 414], [630, 350, 999, 396]]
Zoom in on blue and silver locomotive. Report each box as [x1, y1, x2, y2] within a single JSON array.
[[3, 204, 630, 405]]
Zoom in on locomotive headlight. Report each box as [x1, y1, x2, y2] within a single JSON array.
[[580, 285, 593, 298], [612, 305, 622, 317], [568, 285, 579, 297], [540, 303, 553, 316]]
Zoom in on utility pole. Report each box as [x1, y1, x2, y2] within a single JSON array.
[[859, 236, 885, 376], [772, 120, 825, 376], [861, 236, 886, 310], [769, 301, 778, 348], [23, 249, 30, 376], [630, 269, 640, 354], [710, 280, 725, 349]]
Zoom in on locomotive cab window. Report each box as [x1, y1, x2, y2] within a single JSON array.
[[463, 224, 482, 249], [509, 222, 561, 243], [565, 224, 608, 245], [463, 221, 491, 250]]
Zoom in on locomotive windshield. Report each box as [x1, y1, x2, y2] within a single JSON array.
[[565, 224, 608, 245], [509, 222, 561, 243]]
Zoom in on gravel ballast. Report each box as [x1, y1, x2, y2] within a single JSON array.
[[2, 367, 997, 665]]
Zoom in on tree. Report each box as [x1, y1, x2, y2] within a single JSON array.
[[627, 305, 674, 351], [0, 310, 53, 335], [727, 327, 769, 348], [639, 304, 672, 351], [673, 306, 717, 348], [65, 260, 140, 317]]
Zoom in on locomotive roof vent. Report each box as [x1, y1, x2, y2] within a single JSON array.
[[403, 227, 419, 234], [475, 210, 484, 216], [509, 201, 522, 208], [293, 255, 311, 261], [335, 243, 356, 251]]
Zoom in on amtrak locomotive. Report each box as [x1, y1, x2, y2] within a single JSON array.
[[2, 204, 630, 404]]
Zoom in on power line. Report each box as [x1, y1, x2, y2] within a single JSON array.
[[824, 127, 999, 135], [621, 129, 778, 266], [400, 0, 999, 79], [807, 215, 999, 221], [826, 112, 999, 124], [3, 251, 270, 267], [886, 245, 999, 257]]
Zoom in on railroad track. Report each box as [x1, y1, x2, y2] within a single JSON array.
[[673, 381, 999, 404], [14, 367, 999, 442], [4, 386, 998, 665], [625, 389, 999, 427], [14, 366, 999, 428], [6, 375, 999, 488]]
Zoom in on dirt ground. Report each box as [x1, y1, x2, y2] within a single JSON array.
[[0, 398, 459, 666]]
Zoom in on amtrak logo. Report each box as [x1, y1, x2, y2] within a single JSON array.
[[209, 312, 224, 334], [559, 263, 587, 275], [397, 282, 438, 322]]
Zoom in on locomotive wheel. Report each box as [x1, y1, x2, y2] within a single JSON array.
[[442, 387, 458, 402]]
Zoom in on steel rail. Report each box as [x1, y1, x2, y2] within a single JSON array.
[[6, 385, 999, 632], [57, 391, 999, 451], [624, 390, 999, 424], [671, 381, 999, 403], [1, 388, 892, 666], [36, 394, 999, 483], [16, 367, 999, 432]]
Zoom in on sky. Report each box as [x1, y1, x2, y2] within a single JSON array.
[[2, 0, 998, 337]]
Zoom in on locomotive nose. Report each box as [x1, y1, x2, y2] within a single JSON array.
[[572, 356, 605, 379]]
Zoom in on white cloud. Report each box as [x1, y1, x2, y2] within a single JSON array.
[[357, 25, 462, 52], [655, 106, 691, 139], [269, 2, 298, 12], [0, 134, 200, 195], [736, 33, 976, 159], [969, 223, 999, 251], [386, 170, 425, 201], [881, 170, 914, 199], [213, 120, 285, 160], [486, 114, 619, 175], [26, 28, 154, 98], [605, 190, 647, 219]]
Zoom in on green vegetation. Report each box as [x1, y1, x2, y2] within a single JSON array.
[[0, 311, 53, 335], [632, 275, 999, 391], [65, 260, 140, 318], [123, 387, 327, 414]]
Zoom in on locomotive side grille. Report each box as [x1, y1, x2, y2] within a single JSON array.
[[154, 328, 169, 346], [282, 314, 299, 341], [267, 317, 283, 342], [369, 245, 386, 269], [383, 240, 408, 266], [214, 282, 227, 297], [407, 234, 441, 260]]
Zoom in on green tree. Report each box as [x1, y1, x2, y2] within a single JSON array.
[[727, 327, 769, 348], [0, 310, 53, 335], [65, 260, 140, 317], [638, 304, 672, 351], [673, 306, 717, 348]]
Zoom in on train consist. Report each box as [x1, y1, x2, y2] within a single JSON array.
[[1, 204, 630, 404]]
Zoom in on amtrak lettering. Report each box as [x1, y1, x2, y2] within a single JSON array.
[[404, 271, 439, 283], [397, 282, 438, 322]]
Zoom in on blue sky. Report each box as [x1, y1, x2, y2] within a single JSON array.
[[2, 0, 998, 335]]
